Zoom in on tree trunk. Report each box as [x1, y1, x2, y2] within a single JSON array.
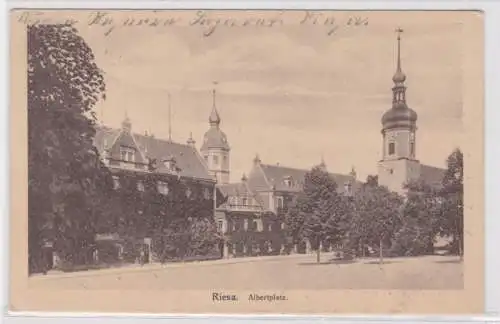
[[316, 247, 321, 263], [379, 238, 383, 265]]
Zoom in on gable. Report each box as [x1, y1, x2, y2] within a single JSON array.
[[94, 126, 213, 181]]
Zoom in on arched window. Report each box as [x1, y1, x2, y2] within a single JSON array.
[[388, 142, 395, 155]]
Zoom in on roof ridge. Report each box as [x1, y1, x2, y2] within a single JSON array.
[[260, 163, 308, 172]]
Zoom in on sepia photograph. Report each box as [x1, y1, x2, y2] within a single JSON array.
[[10, 9, 484, 314]]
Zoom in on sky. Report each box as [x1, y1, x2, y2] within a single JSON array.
[[35, 10, 465, 182]]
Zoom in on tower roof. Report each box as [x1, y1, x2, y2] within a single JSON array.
[[201, 86, 230, 151], [382, 28, 418, 131], [209, 88, 221, 126]]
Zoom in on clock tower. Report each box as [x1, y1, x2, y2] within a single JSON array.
[[377, 28, 421, 193]]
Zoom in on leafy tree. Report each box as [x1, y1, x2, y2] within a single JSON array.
[[439, 148, 464, 258], [28, 24, 107, 273], [364, 175, 379, 188], [284, 193, 307, 248], [391, 180, 441, 256], [300, 166, 347, 263], [350, 185, 404, 264]]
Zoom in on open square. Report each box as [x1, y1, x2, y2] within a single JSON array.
[[29, 254, 463, 291]]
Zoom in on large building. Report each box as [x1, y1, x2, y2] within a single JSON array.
[[214, 153, 362, 258], [93, 116, 224, 263], [377, 29, 445, 193], [91, 29, 447, 263]]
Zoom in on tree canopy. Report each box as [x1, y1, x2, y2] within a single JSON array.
[[28, 23, 108, 273]]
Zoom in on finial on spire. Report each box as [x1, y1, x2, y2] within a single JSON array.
[[209, 81, 221, 127], [392, 27, 406, 84], [122, 109, 132, 132], [253, 153, 261, 165], [212, 81, 218, 108], [350, 165, 357, 179]]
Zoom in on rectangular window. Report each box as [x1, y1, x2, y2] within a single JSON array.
[[120, 147, 136, 162], [203, 188, 211, 200], [137, 180, 145, 192], [276, 196, 284, 209], [242, 197, 248, 206], [410, 142, 415, 156], [213, 155, 219, 165], [157, 181, 169, 195], [217, 220, 223, 232], [204, 155, 208, 162], [112, 176, 120, 190], [388, 142, 395, 155]]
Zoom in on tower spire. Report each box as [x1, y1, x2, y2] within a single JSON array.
[[396, 27, 403, 74], [392, 27, 407, 106], [209, 81, 221, 127]]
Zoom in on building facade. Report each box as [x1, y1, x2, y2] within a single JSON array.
[[92, 116, 223, 264], [213, 153, 361, 258]]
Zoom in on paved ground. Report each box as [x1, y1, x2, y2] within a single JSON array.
[[28, 254, 463, 290]]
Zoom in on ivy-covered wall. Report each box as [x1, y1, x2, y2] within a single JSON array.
[[99, 168, 224, 261]]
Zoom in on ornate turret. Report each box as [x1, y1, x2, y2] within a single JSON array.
[[200, 82, 230, 184], [381, 28, 418, 132]]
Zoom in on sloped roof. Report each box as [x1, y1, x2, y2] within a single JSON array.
[[94, 126, 214, 181], [256, 163, 361, 192], [420, 164, 446, 188], [216, 181, 264, 210]]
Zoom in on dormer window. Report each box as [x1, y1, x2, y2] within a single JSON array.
[[213, 155, 219, 165], [163, 156, 179, 173], [284, 176, 292, 187], [120, 146, 135, 162], [157, 181, 169, 195], [242, 197, 248, 206]]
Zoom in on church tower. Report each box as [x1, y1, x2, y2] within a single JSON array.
[[377, 28, 421, 194], [200, 84, 231, 184]]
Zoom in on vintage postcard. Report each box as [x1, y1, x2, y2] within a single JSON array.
[[10, 9, 484, 314]]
